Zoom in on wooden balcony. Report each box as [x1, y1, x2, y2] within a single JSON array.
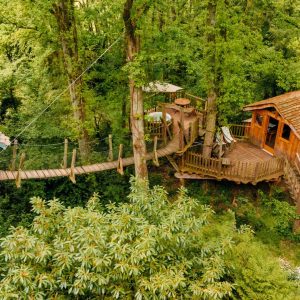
[[177, 124, 285, 184]]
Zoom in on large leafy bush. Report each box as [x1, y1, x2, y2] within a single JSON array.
[[0, 180, 297, 299]]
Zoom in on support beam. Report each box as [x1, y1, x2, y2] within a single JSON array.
[[117, 144, 124, 175], [10, 139, 18, 171], [16, 152, 25, 188], [69, 149, 76, 184], [62, 138, 68, 169], [152, 136, 159, 166], [108, 134, 113, 161]]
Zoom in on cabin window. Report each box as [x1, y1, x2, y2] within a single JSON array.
[[255, 113, 263, 126], [281, 124, 291, 141]]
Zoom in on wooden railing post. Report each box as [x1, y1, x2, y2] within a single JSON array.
[[15, 152, 25, 188], [218, 133, 223, 159], [152, 136, 159, 166], [117, 144, 124, 175], [10, 139, 18, 171], [62, 138, 68, 169], [108, 134, 113, 161], [69, 149, 76, 184]]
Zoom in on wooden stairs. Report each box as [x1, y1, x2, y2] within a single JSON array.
[[283, 159, 300, 229]]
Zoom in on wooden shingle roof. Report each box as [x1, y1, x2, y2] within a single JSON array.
[[244, 91, 300, 139]]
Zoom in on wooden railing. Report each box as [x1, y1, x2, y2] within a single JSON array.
[[182, 151, 284, 184], [229, 124, 250, 140], [177, 117, 200, 155], [144, 119, 172, 139]]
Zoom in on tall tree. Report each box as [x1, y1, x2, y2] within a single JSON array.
[[52, 0, 90, 160], [123, 0, 148, 180], [202, 0, 218, 158]]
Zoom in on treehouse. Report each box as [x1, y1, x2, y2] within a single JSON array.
[[175, 91, 300, 188], [243, 91, 300, 162]]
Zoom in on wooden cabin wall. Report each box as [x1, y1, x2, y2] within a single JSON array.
[[249, 110, 300, 162], [249, 110, 266, 147]]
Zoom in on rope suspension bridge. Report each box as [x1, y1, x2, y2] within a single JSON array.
[[0, 32, 206, 187], [0, 109, 201, 187]]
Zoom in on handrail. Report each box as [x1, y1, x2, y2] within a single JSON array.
[[182, 151, 284, 184], [229, 124, 250, 140]]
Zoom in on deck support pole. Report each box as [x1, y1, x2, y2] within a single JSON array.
[[162, 104, 167, 145], [108, 134, 113, 161], [219, 133, 223, 159], [152, 136, 159, 166], [117, 144, 124, 175], [62, 139, 68, 169], [179, 108, 185, 151], [69, 149, 76, 184], [10, 139, 18, 171], [16, 152, 25, 188]]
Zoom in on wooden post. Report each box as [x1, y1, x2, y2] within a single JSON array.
[[179, 107, 184, 151], [62, 139, 68, 169], [162, 104, 167, 145], [69, 149, 76, 184], [10, 139, 18, 171], [117, 144, 124, 175], [153, 136, 159, 167], [218, 133, 223, 159], [189, 122, 192, 144], [15, 152, 25, 188], [108, 134, 113, 161]]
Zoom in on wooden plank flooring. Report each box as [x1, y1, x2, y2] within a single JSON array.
[[225, 142, 272, 163]]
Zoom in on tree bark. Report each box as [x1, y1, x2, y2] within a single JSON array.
[[203, 1, 218, 158], [123, 0, 148, 180], [53, 0, 90, 160]]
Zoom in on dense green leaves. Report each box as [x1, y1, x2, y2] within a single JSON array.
[[0, 180, 297, 299]]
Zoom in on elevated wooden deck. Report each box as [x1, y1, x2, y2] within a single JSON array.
[[225, 142, 273, 163], [177, 141, 284, 184]]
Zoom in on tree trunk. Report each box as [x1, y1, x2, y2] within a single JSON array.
[[203, 1, 218, 158], [123, 0, 148, 180], [203, 91, 217, 158], [53, 0, 90, 160]]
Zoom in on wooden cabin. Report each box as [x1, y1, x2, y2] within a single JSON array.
[[244, 91, 300, 162]]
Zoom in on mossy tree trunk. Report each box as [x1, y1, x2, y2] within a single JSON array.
[[203, 1, 218, 159], [53, 0, 90, 161], [123, 0, 148, 180]]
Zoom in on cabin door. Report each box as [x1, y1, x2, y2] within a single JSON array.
[[263, 116, 279, 154]]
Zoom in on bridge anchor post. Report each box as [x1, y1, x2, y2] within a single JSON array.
[[108, 134, 113, 161], [69, 149, 76, 184], [16, 152, 25, 188], [10, 139, 18, 171], [117, 144, 124, 175], [152, 136, 159, 166]]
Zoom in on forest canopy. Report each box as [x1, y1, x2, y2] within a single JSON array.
[[0, 0, 299, 145]]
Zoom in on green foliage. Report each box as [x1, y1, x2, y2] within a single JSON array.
[[0, 180, 296, 299], [0, 171, 131, 238]]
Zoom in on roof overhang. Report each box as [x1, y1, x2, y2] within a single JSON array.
[[243, 103, 277, 112], [243, 104, 300, 140]]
